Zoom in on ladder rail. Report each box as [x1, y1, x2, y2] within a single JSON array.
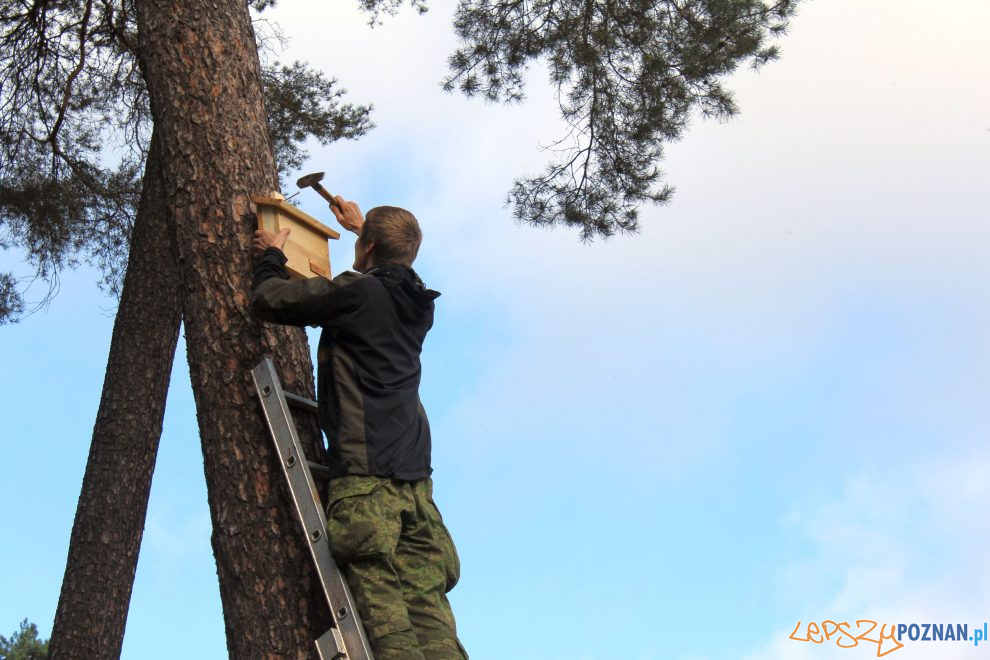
[[252, 358, 375, 660]]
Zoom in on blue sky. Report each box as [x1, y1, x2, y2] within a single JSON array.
[[2, 1, 989, 658]]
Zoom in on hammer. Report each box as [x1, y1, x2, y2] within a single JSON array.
[[296, 172, 341, 210]]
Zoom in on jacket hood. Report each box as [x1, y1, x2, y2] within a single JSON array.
[[369, 264, 440, 323]]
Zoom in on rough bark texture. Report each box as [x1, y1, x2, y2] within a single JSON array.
[[135, 0, 328, 656], [49, 132, 182, 659]]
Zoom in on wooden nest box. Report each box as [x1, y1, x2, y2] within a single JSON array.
[[252, 194, 340, 279]]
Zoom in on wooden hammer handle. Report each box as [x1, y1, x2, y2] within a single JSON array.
[[312, 183, 341, 209]]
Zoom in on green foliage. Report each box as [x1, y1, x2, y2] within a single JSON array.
[[0, 0, 147, 320], [0, 0, 372, 324], [354, 0, 428, 26], [0, 619, 49, 660], [0, 272, 23, 322], [446, 0, 799, 239], [262, 62, 374, 179]]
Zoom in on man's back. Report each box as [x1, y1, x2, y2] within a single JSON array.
[[314, 264, 440, 479], [251, 255, 440, 479]]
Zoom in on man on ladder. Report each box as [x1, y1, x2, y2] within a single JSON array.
[[251, 198, 468, 660]]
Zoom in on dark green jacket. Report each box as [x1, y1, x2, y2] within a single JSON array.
[[251, 248, 440, 480]]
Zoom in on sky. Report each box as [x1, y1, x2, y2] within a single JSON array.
[[1, 0, 989, 658]]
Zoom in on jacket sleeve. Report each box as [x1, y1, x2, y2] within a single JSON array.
[[251, 248, 361, 327], [252, 247, 291, 290]]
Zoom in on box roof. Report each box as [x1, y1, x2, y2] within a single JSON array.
[[251, 196, 341, 240]]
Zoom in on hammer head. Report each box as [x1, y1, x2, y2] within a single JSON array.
[[296, 171, 325, 189]]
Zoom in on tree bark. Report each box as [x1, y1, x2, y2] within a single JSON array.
[[135, 1, 328, 656], [49, 131, 182, 659]]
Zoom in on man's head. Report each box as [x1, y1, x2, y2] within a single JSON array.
[[353, 206, 422, 272]]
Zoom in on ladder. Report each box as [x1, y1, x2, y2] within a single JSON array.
[[251, 358, 375, 660]]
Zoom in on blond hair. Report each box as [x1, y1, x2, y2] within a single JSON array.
[[361, 206, 422, 267]]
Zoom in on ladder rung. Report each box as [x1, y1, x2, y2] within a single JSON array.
[[284, 390, 318, 413], [308, 460, 332, 482]]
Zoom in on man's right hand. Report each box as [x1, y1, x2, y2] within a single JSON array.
[[331, 197, 365, 236]]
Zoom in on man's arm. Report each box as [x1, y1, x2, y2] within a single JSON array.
[[252, 245, 290, 289], [250, 229, 357, 327], [251, 269, 338, 327]]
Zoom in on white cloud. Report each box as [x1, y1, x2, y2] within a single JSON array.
[[745, 449, 990, 660]]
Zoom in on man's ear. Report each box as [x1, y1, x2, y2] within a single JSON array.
[[364, 239, 376, 254]]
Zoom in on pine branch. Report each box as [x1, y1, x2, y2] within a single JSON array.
[[447, 0, 800, 239]]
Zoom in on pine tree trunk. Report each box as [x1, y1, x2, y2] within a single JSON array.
[[49, 132, 182, 659], [135, 1, 328, 656]]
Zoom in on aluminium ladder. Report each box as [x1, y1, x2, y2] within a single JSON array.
[[252, 357, 375, 660]]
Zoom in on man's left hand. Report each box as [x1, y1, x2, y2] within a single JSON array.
[[253, 228, 291, 256]]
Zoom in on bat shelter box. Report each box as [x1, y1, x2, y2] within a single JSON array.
[[252, 194, 341, 279]]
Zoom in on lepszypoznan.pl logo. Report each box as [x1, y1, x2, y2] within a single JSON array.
[[790, 620, 990, 656]]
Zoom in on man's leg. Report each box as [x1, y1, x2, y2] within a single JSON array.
[[394, 479, 469, 660], [326, 476, 424, 660]]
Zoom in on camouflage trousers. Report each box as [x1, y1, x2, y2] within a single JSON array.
[[325, 475, 468, 660]]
